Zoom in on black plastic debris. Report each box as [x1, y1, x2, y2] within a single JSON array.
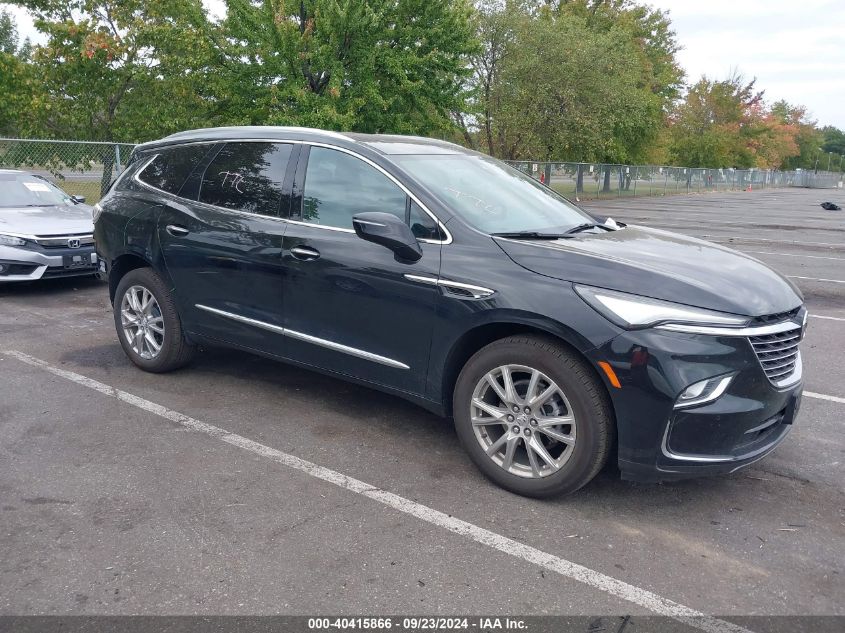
[[820, 201, 842, 210]]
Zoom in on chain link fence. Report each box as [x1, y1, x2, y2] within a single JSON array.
[[506, 161, 843, 200], [1, 138, 841, 204], [0, 138, 135, 204]]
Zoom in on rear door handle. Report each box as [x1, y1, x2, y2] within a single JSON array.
[[166, 224, 189, 237], [290, 245, 321, 261]]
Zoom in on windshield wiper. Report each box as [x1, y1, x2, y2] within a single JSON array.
[[490, 231, 570, 240], [564, 222, 607, 235]]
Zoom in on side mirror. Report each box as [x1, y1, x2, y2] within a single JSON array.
[[352, 212, 422, 262], [71, 195, 86, 203]]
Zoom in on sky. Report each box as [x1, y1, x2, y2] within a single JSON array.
[[649, 0, 845, 128], [3, 0, 844, 129]]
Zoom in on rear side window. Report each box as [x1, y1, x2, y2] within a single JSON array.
[[199, 142, 292, 216], [137, 144, 213, 195]]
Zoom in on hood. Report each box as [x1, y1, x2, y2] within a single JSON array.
[[495, 225, 802, 317], [0, 204, 94, 236]]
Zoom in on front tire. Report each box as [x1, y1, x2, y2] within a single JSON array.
[[113, 267, 195, 373], [453, 335, 614, 498]]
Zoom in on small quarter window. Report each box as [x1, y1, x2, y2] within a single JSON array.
[[137, 144, 214, 195], [409, 200, 443, 240], [301, 147, 407, 229], [199, 142, 293, 216]]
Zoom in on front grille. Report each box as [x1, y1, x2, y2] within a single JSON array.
[[33, 234, 95, 249], [751, 307, 800, 325], [749, 324, 802, 384]]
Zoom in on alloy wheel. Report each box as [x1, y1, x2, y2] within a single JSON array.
[[120, 285, 165, 360], [470, 364, 577, 478]]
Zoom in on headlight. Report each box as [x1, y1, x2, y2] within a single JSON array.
[[574, 285, 749, 330], [0, 234, 27, 247]]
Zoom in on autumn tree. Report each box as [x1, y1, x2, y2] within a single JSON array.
[[768, 100, 823, 170], [669, 75, 767, 168]]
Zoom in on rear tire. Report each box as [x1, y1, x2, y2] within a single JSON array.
[[453, 335, 614, 498], [113, 267, 195, 373]]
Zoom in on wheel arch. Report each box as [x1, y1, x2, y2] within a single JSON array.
[[439, 318, 610, 419], [108, 252, 154, 304]]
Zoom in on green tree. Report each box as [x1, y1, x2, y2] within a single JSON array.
[[465, 0, 681, 172], [13, 0, 215, 142], [209, 0, 476, 134], [820, 126, 845, 171], [0, 9, 34, 136]]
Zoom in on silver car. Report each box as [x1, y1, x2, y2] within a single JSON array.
[[0, 169, 98, 282]]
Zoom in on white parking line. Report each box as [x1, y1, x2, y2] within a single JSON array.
[[811, 314, 845, 322], [805, 391, 845, 404], [788, 275, 845, 284], [3, 349, 750, 633], [741, 250, 845, 262], [703, 236, 845, 248]]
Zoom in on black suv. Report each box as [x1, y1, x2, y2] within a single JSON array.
[[94, 127, 806, 497]]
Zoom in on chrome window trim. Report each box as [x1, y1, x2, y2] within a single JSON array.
[[403, 274, 495, 299], [195, 304, 409, 370], [133, 154, 162, 189], [297, 141, 452, 244], [134, 146, 293, 225], [131, 138, 452, 244]]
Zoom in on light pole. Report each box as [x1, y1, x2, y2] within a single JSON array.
[[814, 148, 822, 173], [827, 152, 833, 172]]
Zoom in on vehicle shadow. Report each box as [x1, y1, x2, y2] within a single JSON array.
[[59, 329, 802, 519], [0, 275, 104, 299], [178, 346, 753, 507]]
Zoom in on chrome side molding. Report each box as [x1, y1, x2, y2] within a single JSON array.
[[195, 304, 409, 370], [403, 274, 495, 299]]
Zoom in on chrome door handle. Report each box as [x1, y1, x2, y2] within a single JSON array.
[[166, 224, 189, 237], [290, 245, 321, 261]]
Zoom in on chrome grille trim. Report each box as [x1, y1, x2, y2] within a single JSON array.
[[32, 234, 95, 248], [748, 321, 803, 387]]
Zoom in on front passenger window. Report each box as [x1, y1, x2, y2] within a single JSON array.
[[301, 147, 407, 229]]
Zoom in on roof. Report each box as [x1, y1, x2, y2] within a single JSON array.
[[134, 126, 469, 156]]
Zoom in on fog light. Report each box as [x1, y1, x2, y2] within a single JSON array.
[[675, 375, 734, 409], [0, 263, 6, 274]]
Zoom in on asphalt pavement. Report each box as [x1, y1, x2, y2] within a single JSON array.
[[0, 187, 842, 623]]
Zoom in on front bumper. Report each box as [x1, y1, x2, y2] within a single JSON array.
[[0, 244, 98, 281], [587, 316, 804, 483]]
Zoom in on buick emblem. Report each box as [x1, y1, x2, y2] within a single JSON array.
[[68, 239, 81, 249]]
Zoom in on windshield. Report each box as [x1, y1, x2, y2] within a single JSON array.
[[0, 172, 77, 208], [394, 154, 591, 234]]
